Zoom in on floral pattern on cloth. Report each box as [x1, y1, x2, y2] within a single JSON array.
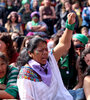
[[18, 65, 41, 82]]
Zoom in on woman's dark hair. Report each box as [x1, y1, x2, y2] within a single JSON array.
[[20, 36, 33, 52], [0, 32, 15, 62], [68, 40, 77, 68], [16, 37, 47, 70], [79, 47, 90, 74], [27, 37, 47, 53], [0, 52, 9, 64], [16, 48, 30, 70], [13, 36, 24, 53], [53, 30, 63, 47], [53, 31, 77, 68]]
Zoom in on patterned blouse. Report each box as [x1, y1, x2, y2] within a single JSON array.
[[18, 64, 41, 82]]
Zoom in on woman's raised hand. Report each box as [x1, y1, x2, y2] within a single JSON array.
[[67, 13, 76, 25]]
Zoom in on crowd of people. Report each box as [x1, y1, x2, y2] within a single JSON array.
[[0, 0, 90, 100]]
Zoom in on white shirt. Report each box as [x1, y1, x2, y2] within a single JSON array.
[[17, 53, 73, 100]]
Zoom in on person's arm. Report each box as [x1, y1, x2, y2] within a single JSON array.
[[36, 25, 47, 32], [31, 25, 41, 31], [18, 5, 25, 14], [83, 76, 90, 100], [82, 7, 90, 21], [20, 25, 24, 35], [0, 90, 14, 99], [36, 22, 47, 32], [31, 22, 47, 32], [53, 13, 76, 62], [73, 57, 83, 90], [39, 6, 43, 21], [31, 25, 43, 31]]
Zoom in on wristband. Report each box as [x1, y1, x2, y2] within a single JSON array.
[[65, 20, 75, 30]]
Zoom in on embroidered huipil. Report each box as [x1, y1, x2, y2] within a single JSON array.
[[17, 53, 73, 100]]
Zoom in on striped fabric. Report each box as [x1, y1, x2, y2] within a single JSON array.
[[5, 65, 19, 98]]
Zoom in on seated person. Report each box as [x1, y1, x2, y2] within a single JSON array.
[[81, 26, 89, 36], [0, 52, 19, 99], [26, 11, 48, 38], [79, 47, 90, 100], [72, 33, 88, 56]]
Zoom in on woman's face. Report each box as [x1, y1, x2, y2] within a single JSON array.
[[24, 3, 30, 10], [0, 40, 6, 53], [11, 14, 16, 22], [44, 0, 51, 5], [0, 58, 7, 78], [72, 38, 82, 46], [61, 0, 66, 4], [30, 41, 48, 65], [88, 0, 90, 5], [33, 1, 38, 8], [65, 2, 71, 11], [72, 38, 84, 55], [13, 41, 18, 51], [7, 0, 12, 6], [84, 54, 90, 66], [32, 15, 39, 23]]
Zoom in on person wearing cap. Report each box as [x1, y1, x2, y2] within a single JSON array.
[[71, 34, 88, 91], [26, 11, 48, 38], [18, 0, 32, 29], [72, 33, 88, 56]]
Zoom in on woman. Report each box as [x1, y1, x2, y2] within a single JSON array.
[[78, 47, 90, 100], [39, 0, 56, 36], [63, 1, 79, 31], [5, 11, 24, 35], [20, 36, 33, 51], [72, 33, 88, 56], [26, 11, 48, 37], [5, 0, 17, 20], [19, 0, 32, 27], [12, 36, 24, 53], [0, 32, 19, 65], [0, 52, 19, 99], [82, 0, 90, 29], [17, 13, 76, 100], [32, 0, 39, 11]]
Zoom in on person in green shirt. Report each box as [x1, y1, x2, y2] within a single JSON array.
[[0, 52, 19, 99]]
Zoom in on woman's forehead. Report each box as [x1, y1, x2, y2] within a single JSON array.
[[85, 54, 90, 58], [37, 41, 47, 47]]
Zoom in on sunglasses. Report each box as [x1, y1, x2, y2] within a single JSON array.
[[75, 44, 85, 50]]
